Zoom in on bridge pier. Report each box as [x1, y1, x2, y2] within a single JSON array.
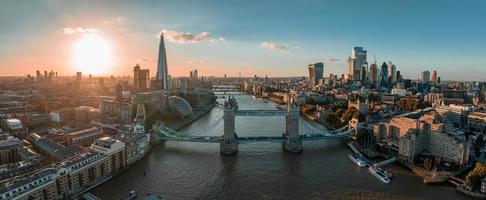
[[220, 96, 238, 155], [283, 99, 302, 153]]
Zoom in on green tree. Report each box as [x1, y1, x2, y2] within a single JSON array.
[[335, 109, 345, 118], [466, 162, 486, 188], [423, 157, 435, 170]]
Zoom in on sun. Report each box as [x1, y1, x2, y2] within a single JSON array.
[[71, 35, 112, 75]]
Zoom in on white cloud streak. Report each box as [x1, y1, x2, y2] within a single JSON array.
[[63, 27, 101, 36], [159, 29, 224, 44]]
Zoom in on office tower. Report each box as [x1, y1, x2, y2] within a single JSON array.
[[156, 33, 169, 90], [420, 70, 431, 82], [396, 71, 402, 82], [138, 69, 149, 91], [44, 71, 48, 78], [348, 47, 367, 81], [76, 72, 82, 81], [36, 70, 41, 81], [114, 83, 123, 102], [346, 56, 354, 81], [360, 66, 367, 81], [431, 70, 438, 83], [308, 62, 324, 87], [193, 70, 198, 79], [133, 64, 140, 88], [387, 61, 396, 84], [380, 62, 389, 87], [190, 71, 194, 78], [369, 62, 378, 84], [99, 78, 104, 89], [133, 64, 150, 91]]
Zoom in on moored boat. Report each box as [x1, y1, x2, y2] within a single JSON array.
[[348, 154, 367, 167], [368, 166, 391, 184]]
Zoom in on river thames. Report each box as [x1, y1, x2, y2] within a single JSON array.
[[91, 95, 469, 200]]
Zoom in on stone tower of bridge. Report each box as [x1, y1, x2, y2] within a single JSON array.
[[220, 96, 238, 155], [283, 96, 302, 153]]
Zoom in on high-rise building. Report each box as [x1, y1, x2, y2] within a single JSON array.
[[431, 70, 438, 83], [193, 70, 198, 79], [76, 72, 82, 82], [380, 62, 389, 87], [387, 61, 396, 84], [420, 70, 430, 82], [133, 64, 140, 88], [133, 64, 149, 91], [396, 71, 402, 82], [360, 66, 367, 81], [114, 83, 123, 102], [346, 56, 355, 81], [348, 47, 367, 81], [369, 62, 378, 84], [156, 33, 169, 90], [308, 62, 324, 87], [36, 70, 41, 81]]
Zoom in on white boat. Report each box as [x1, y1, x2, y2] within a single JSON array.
[[128, 191, 137, 200], [348, 154, 367, 167], [368, 166, 391, 184]]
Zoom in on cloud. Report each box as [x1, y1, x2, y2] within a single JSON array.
[[159, 29, 224, 44], [325, 57, 341, 63], [260, 41, 288, 51], [260, 41, 301, 53], [187, 60, 204, 64], [135, 58, 157, 64], [63, 27, 101, 36]]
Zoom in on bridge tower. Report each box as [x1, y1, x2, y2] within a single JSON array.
[[220, 96, 238, 155], [283, 97, 302, 153]]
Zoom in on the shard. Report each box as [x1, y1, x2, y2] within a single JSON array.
[[156, 33, 169, 90]]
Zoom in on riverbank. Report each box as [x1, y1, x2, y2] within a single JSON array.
[[168, 104, 215, 131], [300, 111, 340, 131]]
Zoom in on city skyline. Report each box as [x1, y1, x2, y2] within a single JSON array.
[[1, 0, 486, 80]]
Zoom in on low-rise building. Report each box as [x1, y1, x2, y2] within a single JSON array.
[[468, 112, 486, 134], [435, 104, 471, 128], [65, 127, 103, 146], [0, 137, 28, 165], [398, 111, 470, 165], [0, 152, 116, 200], [100, 100, 133, 125], [90, 137, 126, 173]]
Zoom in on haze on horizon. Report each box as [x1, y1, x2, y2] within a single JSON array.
[[0, 0, 485, 80]]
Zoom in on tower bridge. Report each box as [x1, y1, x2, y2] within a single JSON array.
[[154, 96, 357, 155]]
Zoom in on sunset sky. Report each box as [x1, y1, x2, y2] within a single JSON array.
[[1, 0, 486, 80]]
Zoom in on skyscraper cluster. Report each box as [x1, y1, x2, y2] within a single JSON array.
[[190, 69, 198, 79], [420, 70, 439, 83], [347, 47, 368, 81], [34, 70, 58, 81], [344, 47, 404, 89]]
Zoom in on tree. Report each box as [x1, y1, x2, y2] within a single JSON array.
[[352, 111, 365, 122], [335, 109, 345, 118], [467, 162, 486, 189], [342, 108, 357, 122], [424, 157, 435, 170], [350, 93, 361, 101]]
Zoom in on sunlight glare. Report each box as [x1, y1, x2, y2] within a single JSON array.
[[71, 35, 112, 75]]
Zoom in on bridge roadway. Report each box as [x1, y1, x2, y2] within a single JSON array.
[[158, 128, 355, 143], [235, 110, 288, 116]]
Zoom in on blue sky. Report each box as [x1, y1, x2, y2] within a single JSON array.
[[0, 0, 485, 80]]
